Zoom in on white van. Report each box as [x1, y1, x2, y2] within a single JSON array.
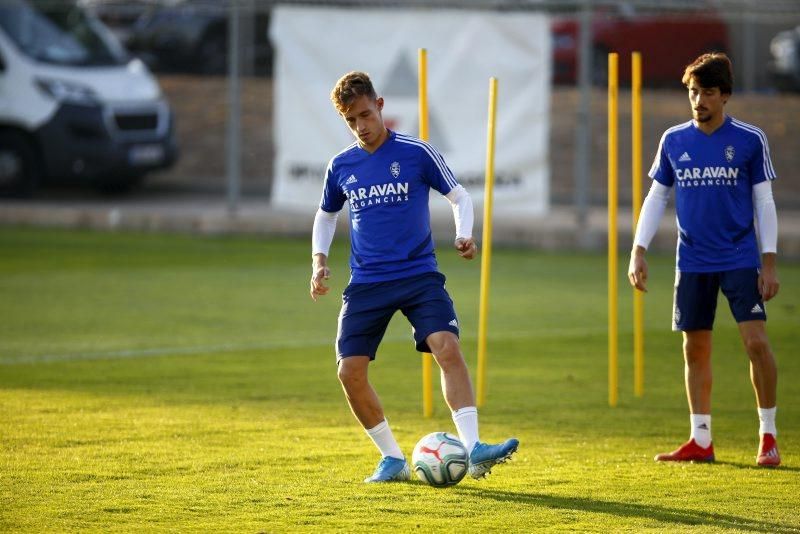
[[0, 0, 177, 195]]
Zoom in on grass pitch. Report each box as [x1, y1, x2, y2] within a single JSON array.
[[1, 227, 799, 532]]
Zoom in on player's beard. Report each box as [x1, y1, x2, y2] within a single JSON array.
[[693, 109, 711, 122]]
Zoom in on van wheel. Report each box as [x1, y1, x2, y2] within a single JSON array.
[[0, 132, 38, 197]]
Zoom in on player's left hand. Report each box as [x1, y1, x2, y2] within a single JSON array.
[[455, 237, 477, 260], [758, 265, 780, 301]]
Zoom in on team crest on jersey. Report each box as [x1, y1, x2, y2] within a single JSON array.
[[725, 145, 735, 163], [390, 161, 401, 178]]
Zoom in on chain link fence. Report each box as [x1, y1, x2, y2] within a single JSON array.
[[72, 1, 800, 209]]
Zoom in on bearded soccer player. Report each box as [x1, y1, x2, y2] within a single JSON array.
[[628, 53, 781, 466], [310, 71, 518, 482]]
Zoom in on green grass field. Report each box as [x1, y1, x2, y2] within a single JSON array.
[[1, 227, 798, 532]]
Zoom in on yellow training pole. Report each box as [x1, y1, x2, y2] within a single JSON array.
[[419, 48, 434, 418], [418, 48, 429, 141], [631, 52, 645, 398], [477, 77, 498, 408], [608, 53, 619, 408]]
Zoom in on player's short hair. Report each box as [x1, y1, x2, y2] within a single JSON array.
[[330, 71, 377, 115], [682, 52, 733, 95]]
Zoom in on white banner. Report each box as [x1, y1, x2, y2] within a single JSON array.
[[269, 6, 551, 217]]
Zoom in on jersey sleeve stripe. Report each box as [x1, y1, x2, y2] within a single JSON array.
[[648, 121, 691, 178], [327, 142, 359, 169], [731, 118, 776, 178], [395, 134, 458, 189], [648, 132, 667, 177], [395, 134, 459, 189], [731, 118, 777, 179]]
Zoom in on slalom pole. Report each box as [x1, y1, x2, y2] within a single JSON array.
[[476, 77, 498, 408], [419, 48, 434, 418], [631, 51, 645, 398], [608, 53, 619, 408]]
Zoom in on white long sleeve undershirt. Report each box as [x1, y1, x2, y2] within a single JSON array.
[[312, 185, 473, 257], [633, 180, 671, 250], [753, 180, 778, 254], [633, 179, 778, 255], [312, 208, 338, 257], [445, 185, 474, 239]]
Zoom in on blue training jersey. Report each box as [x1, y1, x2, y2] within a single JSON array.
[[319, 130, 459, 283], [649, 115, 777, 272]]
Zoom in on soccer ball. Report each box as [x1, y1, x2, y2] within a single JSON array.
[[412, 432, 468, 487]]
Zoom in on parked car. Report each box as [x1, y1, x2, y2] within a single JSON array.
[[552, 2, 730, 86], [87, 0, 156, 45], [768, 25, 800, 92], [125, 0, 272, 76], [0, 0, 177, 195]]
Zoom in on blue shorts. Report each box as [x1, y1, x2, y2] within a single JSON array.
[[336, 272, 459, 360], [672, 267, 767, 331]]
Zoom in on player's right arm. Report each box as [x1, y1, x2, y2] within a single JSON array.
[[630, 131, 675, 292], [310, 209, 338, 301], [311, 159, 347, 301], [628, 180, 672, 292]]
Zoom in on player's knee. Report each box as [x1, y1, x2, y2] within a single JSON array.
[[337, 359, 367, 388], [743, 334, 771, 360], [430, 335, 463, 369], [683, 341, 711, 366]]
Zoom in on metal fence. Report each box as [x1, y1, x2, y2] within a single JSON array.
[[76, 0, 800, 211]]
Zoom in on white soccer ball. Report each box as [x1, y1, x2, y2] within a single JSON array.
[[412, 432, 468, 487]]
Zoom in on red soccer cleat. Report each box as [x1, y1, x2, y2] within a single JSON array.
[[654, 439, 715, 463], [757, 434, 781, 467]]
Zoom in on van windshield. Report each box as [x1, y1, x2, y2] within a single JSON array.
[[0, 0, 128, 66]]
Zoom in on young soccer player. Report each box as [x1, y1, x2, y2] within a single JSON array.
[[628, 53, 781, 466], [309, 71, 518, 483]]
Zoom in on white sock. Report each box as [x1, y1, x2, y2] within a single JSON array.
[[758, 407, 777, 437], [690, 414, 712, 448], [365, 420, 404, 460], [452, 406, 479, 454]]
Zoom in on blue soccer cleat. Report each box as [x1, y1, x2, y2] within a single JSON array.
[[468, 438, 519, 479], [364, 456, 411, 483]]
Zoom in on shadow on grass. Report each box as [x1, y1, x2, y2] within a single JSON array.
[[454, 486, 800, 533], [714, 460, 800, 473]]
